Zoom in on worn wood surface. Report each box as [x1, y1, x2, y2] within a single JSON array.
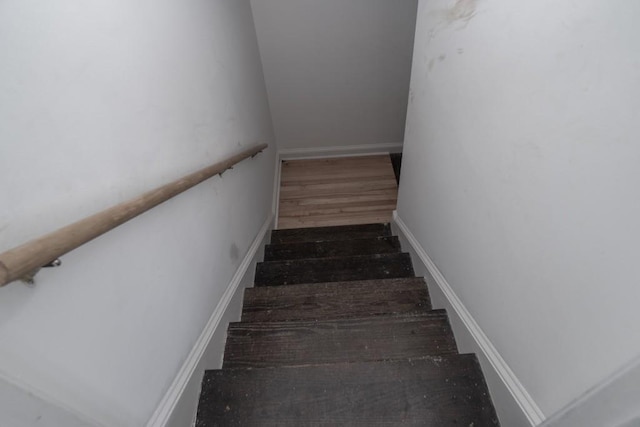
[[196, 221, 500, 426], [271, 223, 391, 244], [255, 253, 414, 286], [264, 236, 401, 261], [224, 311, 457, 368], [0, 143, 267, 286], [243, 278, 431, 322], [197, 356, 500, 426], [277, 155, 398, 229]]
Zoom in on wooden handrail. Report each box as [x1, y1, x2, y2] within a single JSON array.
[[0, 143, 268, 287]]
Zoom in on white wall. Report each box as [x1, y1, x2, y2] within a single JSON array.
[[164, 229, 268, 427], [0, 0, 275, 425], [397, 0, 640, 420], [0, 376, 90, 427], [251, 0, 417, 152], [542, 356, 640, 427]]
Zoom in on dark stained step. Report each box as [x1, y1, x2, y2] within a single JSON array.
[[264, 236, 401, 261], [271, 223, 391, 244], [196, 355, 500, 426], [255, 253, 414, 286], [242, 278, 431, 322], [223, 311, 457, 368]]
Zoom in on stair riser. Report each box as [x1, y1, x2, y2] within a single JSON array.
[[264, 236, 401, 261], [270, 223, 391, 244]]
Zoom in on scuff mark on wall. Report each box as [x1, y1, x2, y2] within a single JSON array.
[[427, 54, 448, 73], [446, 0, 477, 26], [229, 243, 240, 261], [425, 0, 480, 46]]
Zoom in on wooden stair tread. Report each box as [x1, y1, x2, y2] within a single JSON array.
[[224, 311, 457, 368], [255, 253, 414, 286], [271, 223, 391, 244], [195, 221, 500, 426], [242, 277, 431, 322], [264, 236, 401, 261], [196, 355, 500, 426]]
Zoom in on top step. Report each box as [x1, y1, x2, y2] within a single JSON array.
[[271, 223, 391, 244], [197, 355, 500, 426]]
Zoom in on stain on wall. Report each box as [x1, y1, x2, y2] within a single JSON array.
[[229, 243, 240, 261], [426, 0, 479, 46], [446, 0, 477, 25]]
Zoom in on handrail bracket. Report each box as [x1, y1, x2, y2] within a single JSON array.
[[19, 258, 62, 286]]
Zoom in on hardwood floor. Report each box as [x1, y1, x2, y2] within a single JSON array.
[[277, 155, 398, 229]]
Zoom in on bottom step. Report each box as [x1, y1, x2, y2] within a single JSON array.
[[196, 355, 499, 426]]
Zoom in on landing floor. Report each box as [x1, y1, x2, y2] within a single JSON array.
[[277, 155, 398, 229]]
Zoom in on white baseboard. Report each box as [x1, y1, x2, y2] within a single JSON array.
[[145, 214, 274, 427], [278, 142, 403, 160], [392, 211, 545, 427]]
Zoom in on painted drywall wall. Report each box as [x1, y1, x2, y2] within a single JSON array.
[[542, 356, 640, 427], [0, 0, 275, 425], [397, 0, 640, 419], [161, 218, 271, 427], [0, 376, 90, 427], [251, 0, 417, 151]]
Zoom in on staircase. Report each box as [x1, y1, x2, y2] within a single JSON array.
[[195, 223, 500, 426]]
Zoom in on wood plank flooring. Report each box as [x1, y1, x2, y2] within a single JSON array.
[[277, 155, 398, 229]]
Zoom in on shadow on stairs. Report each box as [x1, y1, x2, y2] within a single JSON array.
[[196, 223, 500, 426]]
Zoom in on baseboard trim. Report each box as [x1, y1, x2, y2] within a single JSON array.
[[278, 142, 403, 160], [392, 211, 545, 426], [145, 214, 274, 427]]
